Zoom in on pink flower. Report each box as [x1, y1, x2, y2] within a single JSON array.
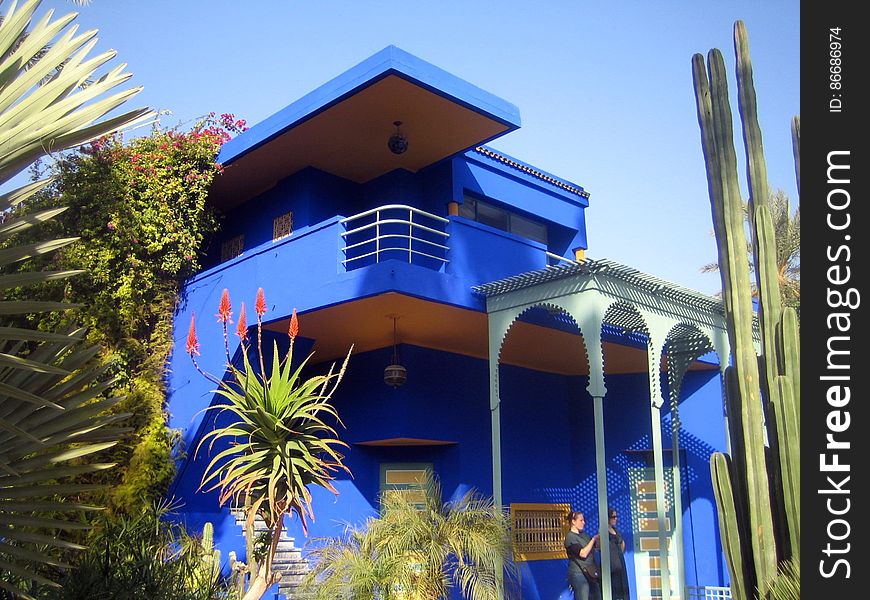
[[186, 314, 200, 356], [255, 288, 267, 317], [289, 308, 299, 340], [216, 289, 232, 323]]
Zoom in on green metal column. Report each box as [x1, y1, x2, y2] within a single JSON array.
[[593, 393, 611, 600], [712, 328, 733, 456], [489, 356, 502, 509], [646, 330, 672, 600], [573, 300, 612, 600], [664, 342, 693, 600], [486, 309, 517, 509]]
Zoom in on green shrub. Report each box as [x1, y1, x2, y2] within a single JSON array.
[[36, 503, 229, 600], [5, 114, 247, 509]]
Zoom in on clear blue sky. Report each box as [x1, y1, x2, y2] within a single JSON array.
[[36, 0, 800, 295]]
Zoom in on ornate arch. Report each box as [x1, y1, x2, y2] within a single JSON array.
[[474, 258, 731, 600]]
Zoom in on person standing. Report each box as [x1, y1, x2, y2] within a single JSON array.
[[607, 508, 631, 600], [564, 511, 602, 600]]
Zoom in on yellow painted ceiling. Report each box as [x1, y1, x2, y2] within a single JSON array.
[[265, 293, 716, 376], [210, 75, 510, 210]]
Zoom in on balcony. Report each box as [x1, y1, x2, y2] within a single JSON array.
[[340, 204, 571, 277], [192, 204, 573, 317], [341, 205, 450, 272]]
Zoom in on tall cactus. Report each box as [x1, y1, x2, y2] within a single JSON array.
[[184, 520, 223, 590], [200, 521, 223, 583], [691, 21, 800, 599]]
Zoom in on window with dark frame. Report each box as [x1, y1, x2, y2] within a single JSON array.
[[460, 194, 549, 245], [379, 463, 432, 510]]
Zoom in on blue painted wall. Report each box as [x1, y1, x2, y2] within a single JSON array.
[[496, 364, 728, 599], [169, 326, 727, 600], [207, 149, 589, 269]]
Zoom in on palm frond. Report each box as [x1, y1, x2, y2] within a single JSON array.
[[0, 0, 152, 594], [303, 474, 516, 600]]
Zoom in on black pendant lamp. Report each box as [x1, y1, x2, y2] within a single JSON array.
[[384, 315, 407, 388]]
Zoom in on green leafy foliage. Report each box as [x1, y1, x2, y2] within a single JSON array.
[[0, 0, 154, 595], [5, 115, 245, 509], [302, 476, 516, 600], [761, 558, 799, 600], [28, 502, 230, 600]]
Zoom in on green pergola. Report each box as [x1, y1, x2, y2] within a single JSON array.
[[474, 258, 738, 600]]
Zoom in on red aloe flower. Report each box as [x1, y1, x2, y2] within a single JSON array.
[[216, 289, 232, 323], [236, 302, 248, 341], [255, 288, 267, 317], [289, 308, 299, 340], [186, 314, 200, 356]]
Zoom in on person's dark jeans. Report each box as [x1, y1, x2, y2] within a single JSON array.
[[568, 570, 602, 600]]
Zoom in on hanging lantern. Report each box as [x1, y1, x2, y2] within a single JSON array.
[[384, 315, 407, 388], [387, 120, 408, 155]]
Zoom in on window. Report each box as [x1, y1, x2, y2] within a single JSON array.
[[380, 463, 432, 509], [510, 503, 571, 561], [220, 234, 244, 262], [273, 212, 293, 241], [460, 194, 548, 244]]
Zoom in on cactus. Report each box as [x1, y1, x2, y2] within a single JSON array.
[[710, 453, 750, 600], [691, 21, 800, 598], [185, 520, 223, 590], [790, 116, 800, 194], [200, 521, 222, 583]]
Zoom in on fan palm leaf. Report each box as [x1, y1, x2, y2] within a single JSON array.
[[303, 475, 516, 600], [0, 0, 151, 596]]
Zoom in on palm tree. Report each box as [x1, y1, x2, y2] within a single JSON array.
[[701, 188, 800, 312], [303, 476, 516, 600], [300, 524, 410, 600], [0, 0, 150, 597]]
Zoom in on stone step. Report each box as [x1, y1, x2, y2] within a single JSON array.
[[231, 511, 310, 597]]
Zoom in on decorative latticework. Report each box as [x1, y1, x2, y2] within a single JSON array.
[[221, 234, 244, 262], [509, 503, 571, 561], [273, 211, 293, 241], [665, 324, 716, 430]]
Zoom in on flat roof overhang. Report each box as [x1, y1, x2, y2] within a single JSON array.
[[264, 293, 717, 376], [210, 46, 521, 211]]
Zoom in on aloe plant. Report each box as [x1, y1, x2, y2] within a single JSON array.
[[691, 20, 800, 599], [0, 0, 150, 597], [188, 288, 352, 600]]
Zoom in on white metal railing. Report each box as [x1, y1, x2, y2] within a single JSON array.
[[545, 250, 575, 266], [687, 586, 732, 600], [340, 204, 450, 270]]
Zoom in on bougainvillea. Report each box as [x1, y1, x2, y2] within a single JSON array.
[[5, 113, 246, 509]]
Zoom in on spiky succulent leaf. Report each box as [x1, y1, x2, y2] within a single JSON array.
[[198, 342, 352, 535], [0, 0, 151, 594]]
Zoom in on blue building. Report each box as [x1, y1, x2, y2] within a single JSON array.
[[167, 47, 733, 600]]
